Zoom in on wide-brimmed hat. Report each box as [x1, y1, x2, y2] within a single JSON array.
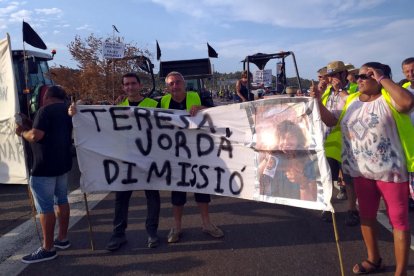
[[345, 63, 359, 74], [326, 61, 348, 75], [317, 66, 327, 75]]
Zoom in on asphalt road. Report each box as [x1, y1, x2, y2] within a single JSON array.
[[1, 168, 414, 275]]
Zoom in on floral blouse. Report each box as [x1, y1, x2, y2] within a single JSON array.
[[340, 96, 408, 183]]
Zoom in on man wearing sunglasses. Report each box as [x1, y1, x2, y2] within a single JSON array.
[[160, 71, 224, 243], [317, 66, 328, 92], [345, 64, 359, 94], [311, 61, 360, 227]]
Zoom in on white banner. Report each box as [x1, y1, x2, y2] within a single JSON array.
[[254, 69, 272, 85], [73, 97, 333, 211], [102, 42, 125, 59], [0, 34, 28, 184]]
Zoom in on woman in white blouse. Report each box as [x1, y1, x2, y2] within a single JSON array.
[[312, 62, 414, 275]]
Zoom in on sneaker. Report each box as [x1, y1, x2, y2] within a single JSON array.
[[21, 247, 57, 264], [105, 235, 127, 251], [345, 210, 360, 226], [321, 211, 332, 223], [336, 187, 347, 200], [54, 239, 71, 249], [202, 224, 224, 238], [167, 228, 181, 243], [147, 236, 160, 248]]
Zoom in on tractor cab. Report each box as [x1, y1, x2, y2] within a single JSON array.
[[11, 50, 54, 117], [242, 51, 303, 100], [159, 58, 214, 105]]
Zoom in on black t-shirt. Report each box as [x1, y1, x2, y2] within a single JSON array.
[[168, 96, 214, 110], [30, 102, 73, 176]]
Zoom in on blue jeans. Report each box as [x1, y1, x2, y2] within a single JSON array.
[[29, 173, 69, 214], [112, 190, 160, 238]]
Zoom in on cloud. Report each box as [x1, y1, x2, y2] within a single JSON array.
[[76, 24, 93, 31], [286, 18, 413, 80], [0, 2, 19, 16], [151, 0, 387, 29], [9, 9, 31, 22], [34, 8, 62, 16]]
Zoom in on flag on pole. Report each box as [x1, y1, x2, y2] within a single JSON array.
[[156, 40, 161, 61], [22, 21, 47, 50], [112, 25, 120, 33], [207, 43, 218, 58]]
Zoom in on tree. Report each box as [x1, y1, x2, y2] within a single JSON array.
[[50, 34, 154, 103]]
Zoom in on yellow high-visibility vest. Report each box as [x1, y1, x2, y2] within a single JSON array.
[[118, 97, 158, 108], [324, 89, 414, 171], [160, 92, 201, 112]]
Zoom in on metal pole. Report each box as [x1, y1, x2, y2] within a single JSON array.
[[112, 28, 115, 103], [83, 193, 95, 251], [331, 211, 345, 276]]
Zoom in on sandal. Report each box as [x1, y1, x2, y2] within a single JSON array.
[[202, 224, 224, 238], [353, 258, 383, 274]]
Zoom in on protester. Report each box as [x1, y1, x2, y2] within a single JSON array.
[[314, 62, 414, 275], [317, 66, 329, 92], [345, 64, 359, 94], [235, 70, 263, 102], [160, 71, 224, 243], [68, 73, 161, 251], [16, 86, 72, 263], [313, 61, 359, 226], [401, 57, 414, 210]]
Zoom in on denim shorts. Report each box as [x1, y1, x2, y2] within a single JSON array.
[[29, 173, 69, 214]]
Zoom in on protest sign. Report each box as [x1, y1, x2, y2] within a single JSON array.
[[73, 97, 333, 211], [0, 35, 28, 184], [102, 41, 125, 59]]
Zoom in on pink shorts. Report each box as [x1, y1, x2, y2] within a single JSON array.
[[353, 177, 409, 231]]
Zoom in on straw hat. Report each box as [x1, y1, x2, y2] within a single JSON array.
[[345, 63, 359, 74], [326, 61, 348, 75], [317, 66, 327, 75]]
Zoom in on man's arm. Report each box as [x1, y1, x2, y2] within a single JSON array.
[[16, 126, 45, 143]]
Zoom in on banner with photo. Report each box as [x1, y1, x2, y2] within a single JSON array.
[[0, 34, 28, 184], [73, 97, 333, 211]]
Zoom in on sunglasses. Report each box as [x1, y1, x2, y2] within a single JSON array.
[[355, 74, 373, 80]]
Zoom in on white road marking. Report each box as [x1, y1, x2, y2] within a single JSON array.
[[0, 189, 108, 276], [1, 185, 413, 276]]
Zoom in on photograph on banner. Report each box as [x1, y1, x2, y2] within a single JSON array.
[[237, 97, 329, 206]]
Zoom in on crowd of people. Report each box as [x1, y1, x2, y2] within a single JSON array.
[[15, 57, 414, 275], [308, 58, 414, 275]]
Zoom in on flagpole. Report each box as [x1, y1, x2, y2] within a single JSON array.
[[21, 32, 32, 122], [112, 27, 115, 103], [331, 212, 345, 276]]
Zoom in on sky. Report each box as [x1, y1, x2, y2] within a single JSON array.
[[0, 0, 413, 81]]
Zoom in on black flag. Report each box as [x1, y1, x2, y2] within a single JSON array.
[[156, 40, 161, 61], [112, 25, 120, 33], [207, 43, 218, 58], [22, 21, 47, 50]]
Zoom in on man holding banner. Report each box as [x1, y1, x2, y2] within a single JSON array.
[[69, 73, 161, 251], [160, 71, 224, 243]]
